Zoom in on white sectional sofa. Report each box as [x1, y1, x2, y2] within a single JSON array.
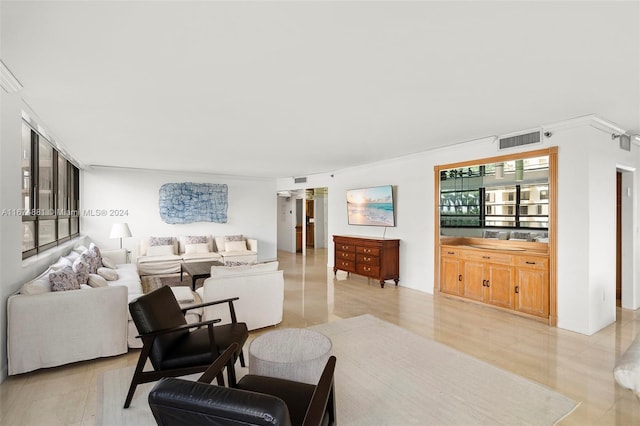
[[137, 234, 258, 275], [195, 261, 284, 331], [7, 245, 142, 375]]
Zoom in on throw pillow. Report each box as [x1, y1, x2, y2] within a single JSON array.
[[225, 240, 247, 252], [51, 256, 74, 271], [49, 266, 80, 291], [73, 245, 88, 254], [185, 243, 209, 254], [97, 267, 119, 281], [224, 234, 244, 242], [72, 258, 90, 285], [87, 273, 108, 288], [185, 235, 207, 244], [80, 251, 98, 274], [21, 269, 54, 295], [89, 243, 103, 267], [147, 244, 174, 256], [101, 256, 117, 269], [224, 261, 252, 267], [149, 236, 173, 246]]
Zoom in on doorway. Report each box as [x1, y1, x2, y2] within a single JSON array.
[[616, 167, 634, 310], [276, 188, 328, 255]]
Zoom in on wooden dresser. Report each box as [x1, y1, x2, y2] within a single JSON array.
[[333, 235, 400, 288]]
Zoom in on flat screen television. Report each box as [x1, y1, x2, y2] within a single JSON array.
[[346, 185, 396, 227]]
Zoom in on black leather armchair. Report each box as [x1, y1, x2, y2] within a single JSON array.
[[148, 343, 337, 426], [124, 285, 249, 408]]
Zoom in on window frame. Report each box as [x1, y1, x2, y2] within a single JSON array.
[[21, 122, 80, 259]]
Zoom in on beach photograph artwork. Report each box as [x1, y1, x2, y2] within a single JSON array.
[[347, 185, 395, 226]]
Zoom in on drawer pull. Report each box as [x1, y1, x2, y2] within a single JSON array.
[[364, 256, 371, 261], [342, 253, 348, 257], [447, 251, 455, 255], [525, 261, 536, 265], [342, 245, 348, 250], [458, 274, 462, 282], [364, 249, 371, 254], [515, 286, 519, 294], [482, 256, 491, 259], [364, 266, 371, 272]]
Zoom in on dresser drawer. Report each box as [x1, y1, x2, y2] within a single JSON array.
[[336, 259, 356, 272], [516, 256, 548, 270], [463, 250, 514, 265], [335, 243, 356, 253], [356, 263, 380, 277], [356, 246, 380, 256], [356, 254, 380, 265], [336, 251, 355, 261], [440, 247, 461, 257]]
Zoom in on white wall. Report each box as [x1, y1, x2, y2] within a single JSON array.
[[81, 168, 278, 263], [277, 118, 640, 336]]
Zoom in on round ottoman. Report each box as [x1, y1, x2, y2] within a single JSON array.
[[248, 328, 332, 385]]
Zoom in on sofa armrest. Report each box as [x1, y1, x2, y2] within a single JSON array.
[[246, 238, 258, 252], [101, 248, 127, 264], [7, 286, 128, 375]]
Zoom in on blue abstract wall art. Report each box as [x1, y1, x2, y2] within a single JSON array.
[[159, 182, 228, 224]]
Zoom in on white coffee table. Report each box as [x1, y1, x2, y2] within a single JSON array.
[[248, 328, 332, 385]]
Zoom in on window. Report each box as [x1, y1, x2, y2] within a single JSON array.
[[21, 122, 80, 259]]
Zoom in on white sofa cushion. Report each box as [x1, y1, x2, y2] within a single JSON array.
[[137, 254, 182, 264], [225, 240, 247, 251], [146, 244, 175, 256], [185, 243, 209, 254], [182, 252, 223, 262]]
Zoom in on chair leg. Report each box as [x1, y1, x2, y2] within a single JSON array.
[[124, 338, 154, 408], [239, 348, 246, 368]]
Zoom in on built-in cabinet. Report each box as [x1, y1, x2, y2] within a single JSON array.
[[435, 147, 557, 325], [440, 243, 549, 319]]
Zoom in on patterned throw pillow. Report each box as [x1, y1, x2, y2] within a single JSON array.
[[511, 231, 532, 241], [185, 235, 207, 244], [150, 237, 173, 246], [483, 230, 500, 239], [72, 258, 91, 285], [224, 261, 252, 267], [81, 252, 98, 274], [89, 243, 103, 267], [224, 235, 244, 242], [49, 266, 80, 291]]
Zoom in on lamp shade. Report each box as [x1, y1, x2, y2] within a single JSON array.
[[110, 223, 132, 239]]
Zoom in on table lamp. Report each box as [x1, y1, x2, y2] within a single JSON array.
[[110, 222, 132, 249]]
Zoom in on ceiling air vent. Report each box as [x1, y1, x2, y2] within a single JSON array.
[[294, 177, 307, 184], [499, 131, 541, 150]]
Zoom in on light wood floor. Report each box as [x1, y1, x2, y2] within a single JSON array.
[[1, 248, 640, 425]]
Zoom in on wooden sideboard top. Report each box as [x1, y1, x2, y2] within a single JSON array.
[[334, 235, 400, 242]]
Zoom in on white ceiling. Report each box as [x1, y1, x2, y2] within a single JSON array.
[[2, 1, 639, 178]]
